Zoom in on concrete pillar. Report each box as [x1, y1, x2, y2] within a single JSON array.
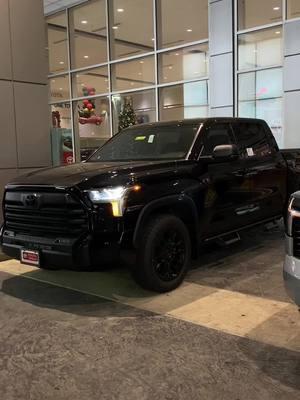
[[283, 19, 300, 148], [0, 0, 51, 220], [208, 0, 234, 117]]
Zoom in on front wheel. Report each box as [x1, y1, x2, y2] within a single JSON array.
[[133, 214, 191, 292]]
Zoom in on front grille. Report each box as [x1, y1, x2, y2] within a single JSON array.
[[292, 217, 300, 258], [4, 188, 88, 238]]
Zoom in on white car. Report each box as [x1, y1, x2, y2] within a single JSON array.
[[284, 193, 300, 307]]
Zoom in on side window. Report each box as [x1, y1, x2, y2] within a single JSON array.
[[234, 122, 274, 158], [202, 123, 234, 155]]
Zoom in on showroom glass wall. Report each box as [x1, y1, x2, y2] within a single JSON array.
[[47, 0, 209, 164], [235, 0, 300, 148]]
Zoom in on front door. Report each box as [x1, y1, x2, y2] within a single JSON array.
[[199, 121, 246, 237]]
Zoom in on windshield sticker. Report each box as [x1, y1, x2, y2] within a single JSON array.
[[135, 136, 146, 141], [246, 147, 254, 157], [148, 134, 155, 143]]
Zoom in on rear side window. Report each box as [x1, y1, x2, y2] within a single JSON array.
[[233, 122, 274, 158], [202, 123, 235, 155]]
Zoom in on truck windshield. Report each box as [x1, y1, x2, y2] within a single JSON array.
[[89, 124, 200, 162]]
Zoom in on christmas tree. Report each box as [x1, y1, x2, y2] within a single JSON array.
[[118, 99, 136, 131]]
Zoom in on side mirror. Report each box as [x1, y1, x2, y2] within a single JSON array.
[[213, 144, 239, 161]]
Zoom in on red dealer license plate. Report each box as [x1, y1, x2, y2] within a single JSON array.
[[21, 250, 40, 267]]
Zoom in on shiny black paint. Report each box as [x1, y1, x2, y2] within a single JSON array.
[[1, 118, 297, 268]]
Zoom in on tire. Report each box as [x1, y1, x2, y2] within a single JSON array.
[[133, 214, 191, 292]]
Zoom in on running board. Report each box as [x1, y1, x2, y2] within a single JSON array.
[[204, 215, 282, 243], [264, 220, 279, 231], [216, 232, 241, 247]]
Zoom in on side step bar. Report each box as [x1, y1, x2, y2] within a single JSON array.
[[204, 215, 282, 244], [216, 232, 241, 246]]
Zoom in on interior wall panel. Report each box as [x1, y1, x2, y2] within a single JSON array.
[[284, 54, 300, 92], [210, 53, 233, 108], [9, 0, 47, 84], [0, 81, 17, 168], [284, 91, 300, 149], [210, 106, 234, 118], [209, 0, 234, 116], [14, 82, 51, 168], [0, 0, 12, 80], [209, 0, 233, 56], [284, 20, 300, 56]]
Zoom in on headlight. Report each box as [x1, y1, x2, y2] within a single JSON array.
[[88, 185, 140, 217]]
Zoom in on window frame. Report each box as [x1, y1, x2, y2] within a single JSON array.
[[200, 121, 237, 157], [231, 121, 275, 160]]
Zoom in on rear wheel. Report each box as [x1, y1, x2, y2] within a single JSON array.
[[133, 214, 191, 292]]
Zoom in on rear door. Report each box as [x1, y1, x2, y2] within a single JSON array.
[[231, 120, 286, 223]]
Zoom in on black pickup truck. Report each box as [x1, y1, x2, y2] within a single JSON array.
[[1, 118, 299, 292]]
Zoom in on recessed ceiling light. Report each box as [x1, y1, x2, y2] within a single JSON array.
[[117, 8, 124, 12], [84, 55, 89, 59], [152, 38, 155, 41], [273, 6, 280, 11], [81, 83, 85, 86], [59, 61, 64, 65], [186, 29, 193, 32], [139, 60, 144, 64], [175, 53, 179, 56], [275, 31, 281, 34], [168, 66, 173, 70], [81, 20, 88, 24], [112, 26, 118, 30]]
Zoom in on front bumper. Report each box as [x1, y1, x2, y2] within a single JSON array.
[[0, 230, 120, 269], [283, 254, 300, 307]]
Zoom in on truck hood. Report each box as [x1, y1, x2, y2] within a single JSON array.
[[8, 160, 198, 190]]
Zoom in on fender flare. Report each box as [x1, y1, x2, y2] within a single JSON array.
[[132, 194, 200, 249]]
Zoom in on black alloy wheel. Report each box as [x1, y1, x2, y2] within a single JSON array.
[[152, 229, 186, 282], [133, 214, 191, 292]]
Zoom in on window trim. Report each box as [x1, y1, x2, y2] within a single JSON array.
[[231, 121, 275, 160]]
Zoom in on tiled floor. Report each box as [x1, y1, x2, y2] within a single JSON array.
[[0, 223, 299, 399]]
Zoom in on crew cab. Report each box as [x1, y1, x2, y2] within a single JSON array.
[[0, 118, 298, 292]]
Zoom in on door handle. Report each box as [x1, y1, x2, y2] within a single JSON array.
[[233, 170, 245, 178], [244, 169, 257, 177], [236, 205, 260, 216]]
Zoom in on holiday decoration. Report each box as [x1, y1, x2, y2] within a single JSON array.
[[79, 115, 103, 125], [78, 86, 104, 126], [118, 98, 136, 131], [62, 134, 74, 165], [52, 110, 61, 128]]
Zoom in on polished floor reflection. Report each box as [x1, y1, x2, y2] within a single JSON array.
[[0, 223, 299, 399]]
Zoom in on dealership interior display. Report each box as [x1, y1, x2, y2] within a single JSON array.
[[2, 1, 300, 398]]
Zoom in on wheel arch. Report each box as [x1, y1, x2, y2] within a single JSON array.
[[132, 194, 200, 258]]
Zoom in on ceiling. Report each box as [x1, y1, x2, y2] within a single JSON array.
[[44, 0, 87, 14], [46, 0, 208, 75]]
